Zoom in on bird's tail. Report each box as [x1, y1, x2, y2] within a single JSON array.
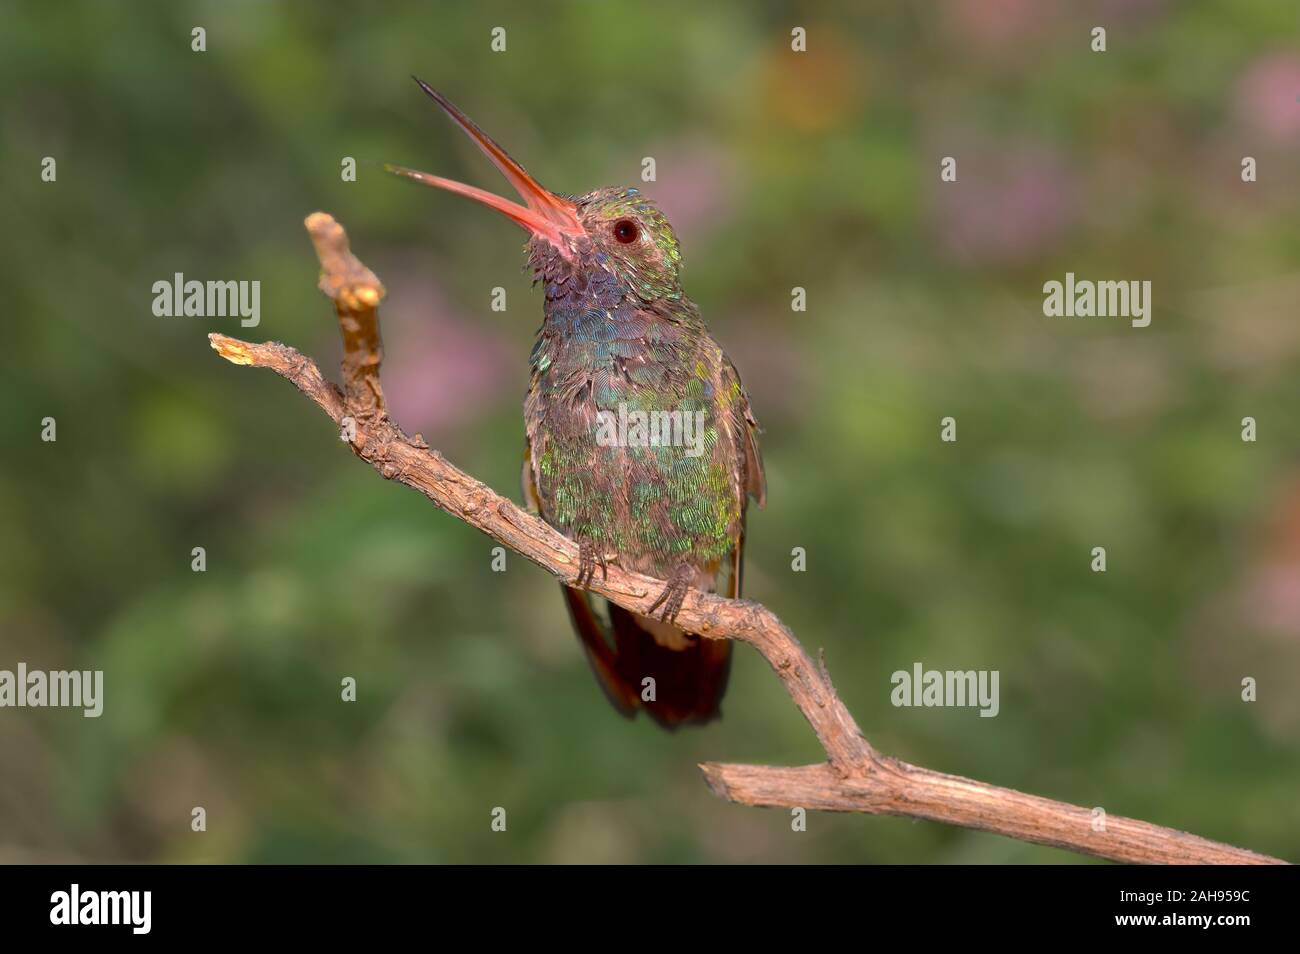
[[561, 585, 732, 730]]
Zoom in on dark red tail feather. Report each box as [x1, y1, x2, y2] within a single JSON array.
[[561, 585, 732, 730]]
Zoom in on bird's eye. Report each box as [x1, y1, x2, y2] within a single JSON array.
[[612, 219, 639, 244]]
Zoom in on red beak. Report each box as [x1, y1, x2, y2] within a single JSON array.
[[387, 78, 585, 253]]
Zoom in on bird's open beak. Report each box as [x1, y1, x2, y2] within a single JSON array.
[[387, 78, 585, 254]]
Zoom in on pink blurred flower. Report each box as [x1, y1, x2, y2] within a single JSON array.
[[625, 141, 738, 246], [372, 262, 517, 436], [1242, 478, 1300, 640], [1245, 564, 1300, 637], [944, 0, 1061, 52], [1235, 53, 1300, 143], [929, 139, 1077, 267]]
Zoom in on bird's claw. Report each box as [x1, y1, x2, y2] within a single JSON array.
[[576, 538, 608, 588], [647, 565, 693, 624]]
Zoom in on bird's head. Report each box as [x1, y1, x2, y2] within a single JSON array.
[[388, 79, 683, 301]]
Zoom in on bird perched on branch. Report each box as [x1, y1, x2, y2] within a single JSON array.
[[389, 78, 764, 728]]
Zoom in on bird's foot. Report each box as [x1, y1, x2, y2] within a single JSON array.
[[647, 564, 693, 624], [576, 537, 609, 588]]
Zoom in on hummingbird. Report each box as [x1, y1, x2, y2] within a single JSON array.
[[389, 78, 765, 728]]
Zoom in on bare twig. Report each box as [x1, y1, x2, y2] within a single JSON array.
[[208, 213, 1285, 865]]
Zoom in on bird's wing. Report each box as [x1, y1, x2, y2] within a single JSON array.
[[720, 353, 765, 511], [521, 436, 542, 513], [719, 355, 765, 599]]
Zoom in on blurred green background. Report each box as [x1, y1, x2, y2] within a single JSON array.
[[2, 0, 1298, 863]]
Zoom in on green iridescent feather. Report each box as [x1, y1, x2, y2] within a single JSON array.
[[522, 187, 764, 584]]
